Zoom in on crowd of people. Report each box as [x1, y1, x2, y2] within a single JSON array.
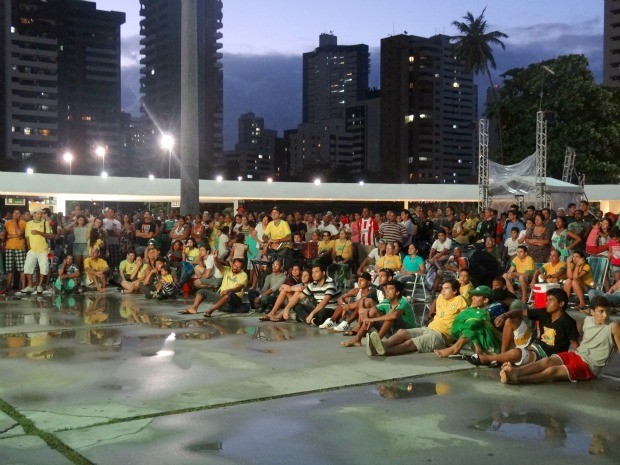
[[1, 199, 619, 385]]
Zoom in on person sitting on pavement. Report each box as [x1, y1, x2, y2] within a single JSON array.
[[54, 255, 80, 293], [319, 272, 373, 332], [434, 285, 501, 358], [530, 249, 566, 287], [276, 264, 339, 325], [343, 280, 416, 350], [179, 251, 248, 317], [248, 259, 286, 312], [500, 296, 619, 384], [83, 247, 109, 293], [193, 245, 223, 291], [366, 279, 467, 356], [261, 267, 312, 322], [153, 264, 177, 300], [503, 245, 536, 303], [465, 288, 579, 367], [563, 249, 594, 310], [120, 252, 148, 294]]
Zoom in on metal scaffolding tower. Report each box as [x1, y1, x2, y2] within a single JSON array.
[[562, 146, 576, 183], [478, 118, 490, 211], [535, 111, 551, 209]]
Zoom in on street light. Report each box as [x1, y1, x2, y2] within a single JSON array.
[[160, 134, 174, 178], [63, 152, 73, 175], [95, 146, 106, 173]]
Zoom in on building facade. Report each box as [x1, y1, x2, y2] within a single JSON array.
[[0, 0, 124, 175], [139, 0, 223, 178], [380, 34, 477, 184], [604, 0, 620, 87], [302, 33, 369, 124]]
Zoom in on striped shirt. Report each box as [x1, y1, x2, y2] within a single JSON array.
[[379, 222, 407, 245], [303, 277, 340, 309], [358, 218, 377, 245]]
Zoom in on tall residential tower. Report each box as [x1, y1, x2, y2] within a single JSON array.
[[380, 34, 477, 184], [139, 0, 223, 178]]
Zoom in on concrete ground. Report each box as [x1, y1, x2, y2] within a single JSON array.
[[0, 291, 619, 465]]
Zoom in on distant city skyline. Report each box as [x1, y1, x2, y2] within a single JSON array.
[[95, 0, 605, 149]]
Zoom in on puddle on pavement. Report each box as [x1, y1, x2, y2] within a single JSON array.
[[185, 441, 223, 452]]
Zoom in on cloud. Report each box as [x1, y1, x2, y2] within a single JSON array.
[[118, 23, 604, 144]]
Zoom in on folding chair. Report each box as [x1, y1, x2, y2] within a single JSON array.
[[586, 256, 609, 292]]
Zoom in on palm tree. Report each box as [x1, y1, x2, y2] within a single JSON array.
[[451, 8, 508, 161]]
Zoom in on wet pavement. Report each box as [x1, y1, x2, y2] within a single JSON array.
[[0, 291, 619, 464]]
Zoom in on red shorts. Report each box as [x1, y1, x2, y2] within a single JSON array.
[[553, 352, 596, 382]]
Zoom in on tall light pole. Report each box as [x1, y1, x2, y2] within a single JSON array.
[[63, 152, 73, 175], [160, 134, 174, 178], [95, 146, 106, 173]]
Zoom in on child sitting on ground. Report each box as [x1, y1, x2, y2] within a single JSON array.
[[501, 296, 620, 384]]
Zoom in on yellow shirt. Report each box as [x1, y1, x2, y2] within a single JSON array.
[[511, 256, 535, 274], [542, 261, 566, 278], [318, 240, 334, 255], [25, 220, 50, 253], [184, 247, 200, 263], [377, 254, 403, 271], [333, 239, 353, 260], [119, 260, 138, 278], [264, 220, 292, 247], [428, 295, 468, 339], [84, 257, 109, 272], [459, 282, 474, 305], [219, 267, 248, 297]]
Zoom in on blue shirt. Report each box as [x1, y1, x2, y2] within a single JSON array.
[[402, 255, 424, 273]]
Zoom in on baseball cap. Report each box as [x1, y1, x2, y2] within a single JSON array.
[[358, 272, 372, 281], [147, 239, 156, 245], [32, 207, 43, 213], [469, 285, 493, 299]]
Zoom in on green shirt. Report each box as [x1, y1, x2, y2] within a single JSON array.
[[376, 296, 416, 328]]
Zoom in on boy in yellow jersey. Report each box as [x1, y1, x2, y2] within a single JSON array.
[[503, 245, 535, 303]]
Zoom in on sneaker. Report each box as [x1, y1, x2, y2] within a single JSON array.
[[36, 286, 43, 294], [318, 318, 335, 329], [21, 286, 35, 294], [332, 320, 351, 332], [369, 330, 385, 356]]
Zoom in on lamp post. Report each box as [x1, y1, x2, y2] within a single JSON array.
[[160, 134, 174, 178], [63, 152, 73, 175], [95, 146, 106, 173]]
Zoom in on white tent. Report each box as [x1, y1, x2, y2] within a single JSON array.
[[488, 154, 583, 210]]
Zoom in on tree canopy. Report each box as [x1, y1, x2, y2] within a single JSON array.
[[494, 54, 620, 184]]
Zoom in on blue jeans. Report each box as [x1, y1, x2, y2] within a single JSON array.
[[588, 289, 620, 306]]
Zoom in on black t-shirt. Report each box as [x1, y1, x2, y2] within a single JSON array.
[[527, 310, 579, 356], [478, 219, 496, 239], [135, 220, 157, 246], [290, 221, 308, 235]]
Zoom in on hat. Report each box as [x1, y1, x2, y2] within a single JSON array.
[[203, 211, 210, 216], [32, 207, 43, 213], [358, 272, 372, 281], [147, 239, 156, 244], [469, 285, 493, 299]]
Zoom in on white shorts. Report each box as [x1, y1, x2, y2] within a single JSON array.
[[512, 321, 533, 349], [24, 251, 49, 275]]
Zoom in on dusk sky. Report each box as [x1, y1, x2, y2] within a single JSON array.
[[95, 0, 605, 148]]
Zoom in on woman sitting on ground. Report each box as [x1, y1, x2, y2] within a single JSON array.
[[261, 267, 311, 322], [120, 253, 148, 294]]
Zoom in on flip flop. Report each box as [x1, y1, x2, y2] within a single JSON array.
[[203, 313, 213, 318], [258, 315, 272, 321], [178, 309, 197, 315], [342, 330, 358, 336]]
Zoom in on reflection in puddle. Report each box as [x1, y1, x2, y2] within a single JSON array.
[[471, 406, 620, 458], [185, 441, 223, 452], [377, 381, 453, 399]]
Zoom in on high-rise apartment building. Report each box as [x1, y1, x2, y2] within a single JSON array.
[[0, 0, 124, 174], [139, 0, 223, 178], [302, 33, 369, 124], [380, 34, 477, 184], [604, 0, 620, 87], [225, 112, 275, 180]]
